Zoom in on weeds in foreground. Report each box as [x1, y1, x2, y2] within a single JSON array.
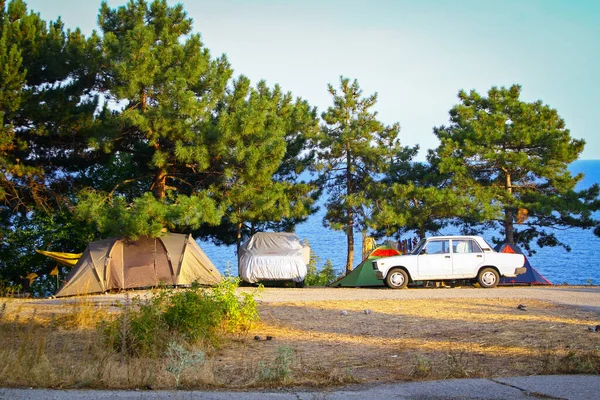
[[410, 355, 433, 379], [258, 346, 295, 382], [1, 295, 600, 389], [55, 298, 109, 330], [100, 278, 261, 358], [165, 341, 206, 388], [540, 349, 600, 375], [444, 351, 474, 379]]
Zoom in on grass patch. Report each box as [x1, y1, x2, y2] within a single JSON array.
[[0, 292, 599, 389]]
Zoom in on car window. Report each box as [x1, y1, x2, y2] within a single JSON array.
[[453, 239, 482, 254], [423, 240, 450, 254], [411, 239, 426, 255]]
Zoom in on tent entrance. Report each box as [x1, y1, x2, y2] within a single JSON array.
[[122, 237, 175, 288]]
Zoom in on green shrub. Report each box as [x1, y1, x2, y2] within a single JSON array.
[[100, 293, 170, 357], [258, 345, 295, 382], [100, 278, 261, 357], [162, 285, 223, 343], [305, 256, 338, 287]]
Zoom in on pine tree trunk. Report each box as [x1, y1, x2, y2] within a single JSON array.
[[505, 208, 515, 245], [142, 88, 167, 202], [505, 171, 515, 245], [152, 167, 166, 201], [236, 211, 243, 261], [345, 149, 354, 274], [346, 220, 354, 274]]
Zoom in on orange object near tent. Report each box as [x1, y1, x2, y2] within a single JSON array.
[[496, 243, 551, 285]]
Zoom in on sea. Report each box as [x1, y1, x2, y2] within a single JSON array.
[[200, 160, 600, 285]]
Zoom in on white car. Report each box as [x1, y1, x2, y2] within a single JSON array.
[[372, 236, 526, 289]]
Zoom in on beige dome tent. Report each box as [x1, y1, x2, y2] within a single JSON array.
[[56, 233, 221, 297]]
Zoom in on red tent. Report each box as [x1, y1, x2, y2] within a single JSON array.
[[495, 243, 552, 285]]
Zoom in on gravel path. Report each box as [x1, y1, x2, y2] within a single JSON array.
[[239, 285, 600, 313], [32, 285, 600, 314]]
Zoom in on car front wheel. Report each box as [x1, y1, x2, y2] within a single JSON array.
[[477, 268, 499, 288], [385, 268, 409, 289]]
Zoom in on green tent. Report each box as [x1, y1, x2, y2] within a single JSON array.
[[331, 246, 402, 287]]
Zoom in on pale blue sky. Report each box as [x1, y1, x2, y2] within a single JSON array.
[[25, 0, 600, 160]]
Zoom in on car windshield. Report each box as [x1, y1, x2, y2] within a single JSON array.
[[410, 239, 426, 255], [481, 238, 495, 251]]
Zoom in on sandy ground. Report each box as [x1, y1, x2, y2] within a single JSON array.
[[38, 285, 600, 313], [2, 285, 600, 389]]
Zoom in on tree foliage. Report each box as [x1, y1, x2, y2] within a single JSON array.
[[0, 0, 101, 289], [316, 77, 412, 273], [372, 150, 470, 240], [0, 0, 100, 213], [205, 77, 319, 251], [431, 84, 599, 253], [74, 0, 231, 238]]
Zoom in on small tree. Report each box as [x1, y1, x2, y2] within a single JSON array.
[[316, 77, 410, 273], [432, 84, 599, 252]]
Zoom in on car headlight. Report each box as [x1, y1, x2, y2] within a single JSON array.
[[373, 261, 384, 271]]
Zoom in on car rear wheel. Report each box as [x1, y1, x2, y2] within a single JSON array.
[[477, 268, 499, 288], [385, 268, 408, 289]]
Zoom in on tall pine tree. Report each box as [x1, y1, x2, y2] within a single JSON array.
[[205, 78, 319, 253], [76, 0, 232, 239], [432, 84, 600, 253], [316, 77, 409, 273], [0, 0, 101, 287]]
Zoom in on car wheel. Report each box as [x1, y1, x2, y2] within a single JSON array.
[[385, 268, 408, 289], [295, 280, 305, 288], [477, 268, 499, 288]]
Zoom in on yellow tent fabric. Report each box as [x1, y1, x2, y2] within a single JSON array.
[[36, 250, 82, 267], [25, 272, 38, 281]]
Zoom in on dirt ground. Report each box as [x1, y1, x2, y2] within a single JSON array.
[[1, 286, 600, 388]]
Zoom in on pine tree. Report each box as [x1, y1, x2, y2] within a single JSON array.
[[76, 0, 232, 238], [316, 77, 409, 273], [432, 84, 600, 253], [0, 0, 101, 287], [206, 77, 319, 253], [0, 0, 100, 214], [371, 152, 481, 240]]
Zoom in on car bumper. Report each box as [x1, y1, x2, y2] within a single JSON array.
[[375, 271, 384, 280], [514, 267, 527, 276]]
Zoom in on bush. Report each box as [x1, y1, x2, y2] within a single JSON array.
[[305, 256, 338, 287], [100, 293, 170, 358], [258, 346, 295, 382], [100, 278, 260, 357]]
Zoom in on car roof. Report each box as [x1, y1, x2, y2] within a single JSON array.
[[425, 236, 483, 240]]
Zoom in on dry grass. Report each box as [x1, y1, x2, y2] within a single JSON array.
[[0, 295, 599, 389]]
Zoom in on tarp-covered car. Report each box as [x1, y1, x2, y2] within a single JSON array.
[[238, 232, 310, 286]]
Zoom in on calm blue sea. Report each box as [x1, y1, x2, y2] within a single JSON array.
[[200, 160, 600, 285]]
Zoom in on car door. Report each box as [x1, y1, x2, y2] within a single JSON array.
[[451, 239, 484, 277], [417, 239, 452, 279]]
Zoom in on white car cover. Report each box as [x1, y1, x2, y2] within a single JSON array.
[[238, 232, 310, 283]]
